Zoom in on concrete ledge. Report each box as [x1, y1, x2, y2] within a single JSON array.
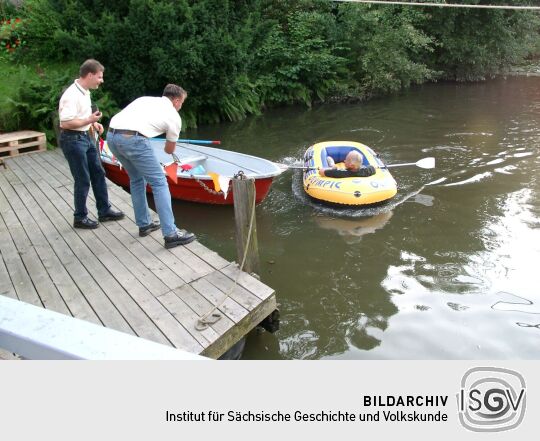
[[0, 296, 207, 360]]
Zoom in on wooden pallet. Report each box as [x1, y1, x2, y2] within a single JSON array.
[[0, 131, 46, 158]]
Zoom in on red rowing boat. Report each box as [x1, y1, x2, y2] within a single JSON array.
[[100, 139, 284, 205]]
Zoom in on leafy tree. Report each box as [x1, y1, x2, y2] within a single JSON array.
[[337, 3, 437, 98], [253, 7, 346, 106], [419, 0, 540, 80], [8, 0, 540, 130]]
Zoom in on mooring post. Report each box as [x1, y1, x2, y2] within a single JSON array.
[[232, 175, 260, 276]]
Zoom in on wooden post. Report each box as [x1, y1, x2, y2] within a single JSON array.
[[233, 175, 260, 276]]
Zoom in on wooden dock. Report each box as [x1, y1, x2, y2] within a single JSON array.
[[0, 149, 276, 359]]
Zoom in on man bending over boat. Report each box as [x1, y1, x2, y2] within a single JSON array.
[[318, 150, 376, 178], [106, 84, 196, 249]]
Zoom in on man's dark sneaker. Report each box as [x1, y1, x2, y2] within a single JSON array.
[[74, 217, 99, 229], [139, 221, 161, 237], [98, 209, 125, 222], [164, 229, 196, 249]]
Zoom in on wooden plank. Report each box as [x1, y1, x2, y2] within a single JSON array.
[[201, 294, 277, 358], [6, 177, 101, 324], [173, 284, 235, 336], [98, 220, 186, 289], [47, 148, 233, 275], [0, 132, 46, 158], [30, 149, 74, 186], [26, 188, 139, 334], [0, 171, 74, 315], [1, 207, 70, 315], [0, 131, 45, 143], [53, 184, 185, 296], [20, 152, 71, 188], [45, 149, 211, 284], [0, 211, 42, 306], [185, 240, 230, 270], [156, 290, 218, 347], [13, 153, 64, 189], [221, 263, 275, 301], [204, 270, 262, 311], [16, 159, 203, 352], [5, 162, 165, 343], [6, 161, 135, 333], [47, 148, 219, 278], [40, 148, 76, 179], [0, 173, 12, 214], [0, 252, 18, 299], [2, 150, 278, 358], [33, 186, 173, 345], [190, 278, 249, 324]]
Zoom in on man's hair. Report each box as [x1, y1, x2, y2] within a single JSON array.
[[79, 59, 104, 77], [346, 150, 363, 168], [163, 84, 187, 99]]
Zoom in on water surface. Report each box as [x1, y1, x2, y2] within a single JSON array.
[[176, 77, 540, 359]]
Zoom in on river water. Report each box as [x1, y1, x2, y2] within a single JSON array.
[[177, 76, 540, 359]]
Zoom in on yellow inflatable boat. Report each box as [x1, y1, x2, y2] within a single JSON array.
[[303, 141, 397, 206]]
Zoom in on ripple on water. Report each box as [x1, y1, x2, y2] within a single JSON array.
[[443, 171, 492, 187]]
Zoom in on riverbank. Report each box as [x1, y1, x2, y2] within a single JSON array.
[[507, 61, 540, 77]]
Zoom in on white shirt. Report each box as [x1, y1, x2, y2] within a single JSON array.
[[58, 80, 92, 131], [109, 96, 181, 142]]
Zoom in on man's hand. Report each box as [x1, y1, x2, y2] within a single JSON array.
[[88, 110, 102, 124], [93, 122, 104, 135]]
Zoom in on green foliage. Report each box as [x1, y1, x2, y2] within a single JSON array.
[[253, 9, 346, 106], [3, 64, 118, 146], [4, 0, 539, 132], [338, 4, 437, 98], [419, 0, 540, 80], [0, 2, 26, 61]]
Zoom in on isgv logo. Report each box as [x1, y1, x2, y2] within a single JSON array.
[[457, 367, 526, 432]]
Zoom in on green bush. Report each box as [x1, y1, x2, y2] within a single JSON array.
[[420, 0, 540, 80], [253, 9, 346, 106], [5, 65, 119, 146], [6, 0, 540, 130], [337, 4, 438, 98]]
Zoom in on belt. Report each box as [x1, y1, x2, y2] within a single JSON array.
[[61, 129, 89, 135], [109, 128, 146, 137]]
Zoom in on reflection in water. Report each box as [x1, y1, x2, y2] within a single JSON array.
[[491, 293, 540, 315], [314, 211, 393, 243], [517, 323, 540, 330], [180, 77, 540, 359]]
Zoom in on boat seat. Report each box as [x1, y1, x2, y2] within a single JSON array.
[[179, 154, 207, 167]]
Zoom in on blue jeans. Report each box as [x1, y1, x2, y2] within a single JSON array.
[[59, 130, 111, 221], [106, 132, 177, 237]]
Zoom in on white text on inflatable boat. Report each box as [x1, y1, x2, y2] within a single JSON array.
[[306, 176, 343, 189]]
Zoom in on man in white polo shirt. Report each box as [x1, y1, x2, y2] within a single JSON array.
[[58, 59, 124, 229], [106, 84, 195, 249]]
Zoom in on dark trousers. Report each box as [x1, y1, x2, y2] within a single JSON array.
[[59, 130, 110, 220]]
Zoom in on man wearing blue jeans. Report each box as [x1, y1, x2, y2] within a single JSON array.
[[58, 59, 124, 229], [106, 84, 195, 249]]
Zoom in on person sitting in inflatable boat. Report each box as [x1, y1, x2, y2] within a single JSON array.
[[318, 150, 376, 178]]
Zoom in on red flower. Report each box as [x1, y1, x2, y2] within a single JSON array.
[[15, 18, 21, 23]]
